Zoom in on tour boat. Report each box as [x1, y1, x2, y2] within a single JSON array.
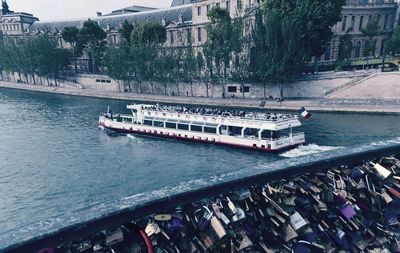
[[98, 104, 306, 152]]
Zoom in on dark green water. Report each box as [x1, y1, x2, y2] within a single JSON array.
[[0, 87, 399, 248]]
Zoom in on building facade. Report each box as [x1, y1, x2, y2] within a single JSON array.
[[0, 0, 38, 36], [323, 0, 398, 62], [0, 0, 399, 62]]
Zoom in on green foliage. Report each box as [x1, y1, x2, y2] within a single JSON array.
[[262, 0, 346, 58], [204, 7, 235, 84], [361, 18, 381, 57], [131, 22, 166, 46], [104, 44, 135, 91], [361, 18, 380, 38], [251, 8, 307, 86], [119, 20, 134, 44], [0, 35, 70, 85], [79, 19, 108, 73], [61, 26, 83, 57], [338, 33, 353, 62], [387, 26, 400, 56], [79, 19, 107, 44]]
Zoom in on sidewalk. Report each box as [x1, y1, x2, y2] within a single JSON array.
[[1, 81, 400, 114]]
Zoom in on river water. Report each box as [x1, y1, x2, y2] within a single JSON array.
[[0, 88, 399, 248]]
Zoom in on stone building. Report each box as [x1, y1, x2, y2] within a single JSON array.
[[1, 0, 399, 63], [0, 0, 38, 36], [322, 0, 398, 62]]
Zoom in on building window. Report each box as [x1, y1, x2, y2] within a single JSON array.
[[237, 0, 242, 11], [377, 15, 381, 27], [216, 3, 220, 8], [342, 16, 347, 32], [197, 6, 201, 16], [226, 0, 230, 10], [228, 86, 237, 92], [359, 16, 364, 31], [349, 16, 355, 31], [197, 27, 202, 42], [170, 31, 174, 45], [384, 14, 389, 30], [206, 4, 210, 13]]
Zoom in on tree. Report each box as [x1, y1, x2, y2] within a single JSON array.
[[262, 0, 345, 73], [131, 22, 166, 47], [130, 22, 166, 94], [361, 18, 380, 58], [62, 26, 83, 73], [337, 33, 353, 65], [251, 9, 307, 99], [263, 0, 345, 59], [79, 19, 108, 74], [155, 49, 176, 95], [104, 44, 135, 92], [204, 7, 235, 96], [231, 15, 250, 98], [387, 26, 400, 56], [119, 20, 134, 44], [182, 31, 197, 96]]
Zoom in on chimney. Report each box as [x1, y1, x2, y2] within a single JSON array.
[[161, 17, 166, 26], [96, 12, 102, 17], [178, 15, 183, 24]]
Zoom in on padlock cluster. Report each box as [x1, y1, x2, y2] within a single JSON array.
[[40, 155, 400, 253]]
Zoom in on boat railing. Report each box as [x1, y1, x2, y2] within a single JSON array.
[[141, 109, 298, 124]]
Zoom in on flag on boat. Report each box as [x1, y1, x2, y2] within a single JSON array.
[[299, 106, 311, 119]]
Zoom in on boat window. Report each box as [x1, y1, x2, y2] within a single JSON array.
[[166, 122, 177, 129], [143, 120, 152, 126], [244, 128, 260, 137], [191, 125, 203, 132], [178, 124, 189, 130], [220, 125, 229, 135], [261, 130, 281, 139], [228, 126, 243, 136], [204, 127, 217, 134], [153, 121, 164, 127]]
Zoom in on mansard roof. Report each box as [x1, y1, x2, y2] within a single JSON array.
[[28, 4, 192, 34], [171, 0, 195, 7]]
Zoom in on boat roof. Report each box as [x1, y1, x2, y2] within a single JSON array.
[[127, 104, 301, 131]]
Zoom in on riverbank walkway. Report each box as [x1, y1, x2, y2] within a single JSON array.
[[1, 77, 400, 114]]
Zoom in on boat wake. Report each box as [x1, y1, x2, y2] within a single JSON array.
[[127, 134, 143, 143], [280, 144, 342, 158], [98, 125, 105, 130]]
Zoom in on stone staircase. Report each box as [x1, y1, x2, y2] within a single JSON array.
[[324, 71, 377, 98]]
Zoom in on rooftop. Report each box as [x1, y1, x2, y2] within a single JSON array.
[[106, 5, 158, 16], [28, 4, 192, 33], [171, 0, 195, 7]]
